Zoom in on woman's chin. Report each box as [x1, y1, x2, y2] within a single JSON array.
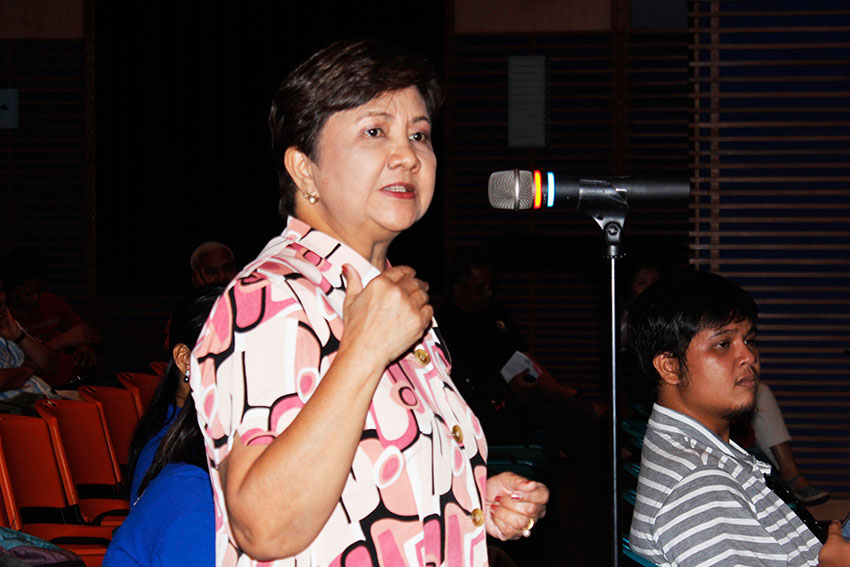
[[372, 213, 424, 237]]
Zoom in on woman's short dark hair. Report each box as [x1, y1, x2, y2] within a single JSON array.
[[628, 270, 758, 390], [269, 38, 445, 218]]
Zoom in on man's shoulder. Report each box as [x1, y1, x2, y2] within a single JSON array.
[[39, 292, 80, 317], [639, 428, 743, 495], [636, 421, 752, 520]]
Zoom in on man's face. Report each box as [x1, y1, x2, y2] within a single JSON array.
[[453, 266, 494, 314], [10, 278, 44, 310], [673, 318, 760, 435], [195, 249, 237, 287], [629, 267, 660, 302]]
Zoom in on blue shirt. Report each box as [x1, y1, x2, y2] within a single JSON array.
[[130, 405, 178, 506], [104, 463, 213, 567]]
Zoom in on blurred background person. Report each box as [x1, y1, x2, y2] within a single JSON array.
[[189, 241, 237, 288], [127, 283, 224, 506], [4, 248, 100, 387], [0, 265, 61, 406], [104, 286, 220, 567], [438, 252, 604, 442]]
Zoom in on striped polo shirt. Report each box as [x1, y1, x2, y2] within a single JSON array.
[[629, 404, 821, 567]]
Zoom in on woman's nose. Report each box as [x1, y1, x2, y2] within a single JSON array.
[[388, 138, 420, 171]]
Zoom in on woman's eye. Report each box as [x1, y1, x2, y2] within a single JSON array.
[[364, 128, 382, 138], [715, 341, 729, 349], [410, 132, 430, 142]]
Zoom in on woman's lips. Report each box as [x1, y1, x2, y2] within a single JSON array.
[[381, 183, 415, 199]]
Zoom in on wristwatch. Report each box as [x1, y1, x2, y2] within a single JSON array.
[[12, 327, 27, 344]]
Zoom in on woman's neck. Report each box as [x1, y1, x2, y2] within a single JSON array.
[[293, 212, 392, 271]]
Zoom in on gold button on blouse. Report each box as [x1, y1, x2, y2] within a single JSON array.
[[471, 508, 484, 526], [414, 348, 430, 364], [451, 424, 463, 444]]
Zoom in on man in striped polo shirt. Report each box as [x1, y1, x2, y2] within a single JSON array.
[[627, 270, 849, 567]]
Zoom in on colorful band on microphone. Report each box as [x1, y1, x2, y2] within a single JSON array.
[[547, 171, 555, 207], [533, 170, 542, 209]]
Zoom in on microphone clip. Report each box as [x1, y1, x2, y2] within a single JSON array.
[[578, 180, 628, 259]]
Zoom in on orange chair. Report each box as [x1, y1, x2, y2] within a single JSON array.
[[117, 371, 161, 415], [35, 399, 123, 490], [35, 399, 129, 524], [78, 386, 141, 468], [0, 433, 112, 567], [0, 413, 128, 529], [149, 360, 167, 377]]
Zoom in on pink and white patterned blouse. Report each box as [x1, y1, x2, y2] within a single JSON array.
[[190, 217, 490, 567]]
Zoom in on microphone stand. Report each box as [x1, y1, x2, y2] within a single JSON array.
[[577, 182, 628, 567]]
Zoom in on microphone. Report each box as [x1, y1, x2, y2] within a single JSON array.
[[488, 169, 690, 210]]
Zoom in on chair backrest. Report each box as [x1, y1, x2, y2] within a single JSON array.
[[78, 386, 141, 467], [149, 360, 167, 377], [0, 437, 21, 530], [0, 438, 113, 564], [35, 399, 123, 487], [622, 535, 660, 567], [117, 372, 161, 415], [0, 415, 77, 510]]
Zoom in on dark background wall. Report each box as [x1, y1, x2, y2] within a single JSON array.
[[94, 2, 447, 295]]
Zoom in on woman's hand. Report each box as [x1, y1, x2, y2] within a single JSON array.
[[340, 264, 432, 372], [485, 472, 549, 541]]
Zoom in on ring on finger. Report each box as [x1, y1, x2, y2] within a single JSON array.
[[522, 518, 535, 538]]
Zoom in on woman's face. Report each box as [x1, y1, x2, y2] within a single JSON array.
[[294, 86, 436, 257]]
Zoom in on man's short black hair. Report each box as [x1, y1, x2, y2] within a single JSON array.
[[628, 270, 758, 389]]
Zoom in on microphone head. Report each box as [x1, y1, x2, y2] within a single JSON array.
[[488, 170, 534, 210]]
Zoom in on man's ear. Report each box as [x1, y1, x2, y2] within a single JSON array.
[[653, 352, 682, 386], [284, 146, 316, 195]]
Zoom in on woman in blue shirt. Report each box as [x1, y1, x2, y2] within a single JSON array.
[[105, 285, 223, 566]]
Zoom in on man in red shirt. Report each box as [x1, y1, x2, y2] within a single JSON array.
[[5, 250, 99, 386]]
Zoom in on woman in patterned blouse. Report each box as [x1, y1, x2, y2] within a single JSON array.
[[191, 39, 549, 567]]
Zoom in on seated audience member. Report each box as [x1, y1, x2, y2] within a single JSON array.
[[437, 253, 598, 442], [4, 249, 99, 386], [189, 241, 237, 288], [104, 286, 220, 566], [621, 261, 829, 505], [0, 270, 61, 403], [628, 270, 849, 567], [127, 283, 224, 506]]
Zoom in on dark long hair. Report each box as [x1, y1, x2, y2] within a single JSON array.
[[127, 284, 224, 491], [137, 393, 205, 496]]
